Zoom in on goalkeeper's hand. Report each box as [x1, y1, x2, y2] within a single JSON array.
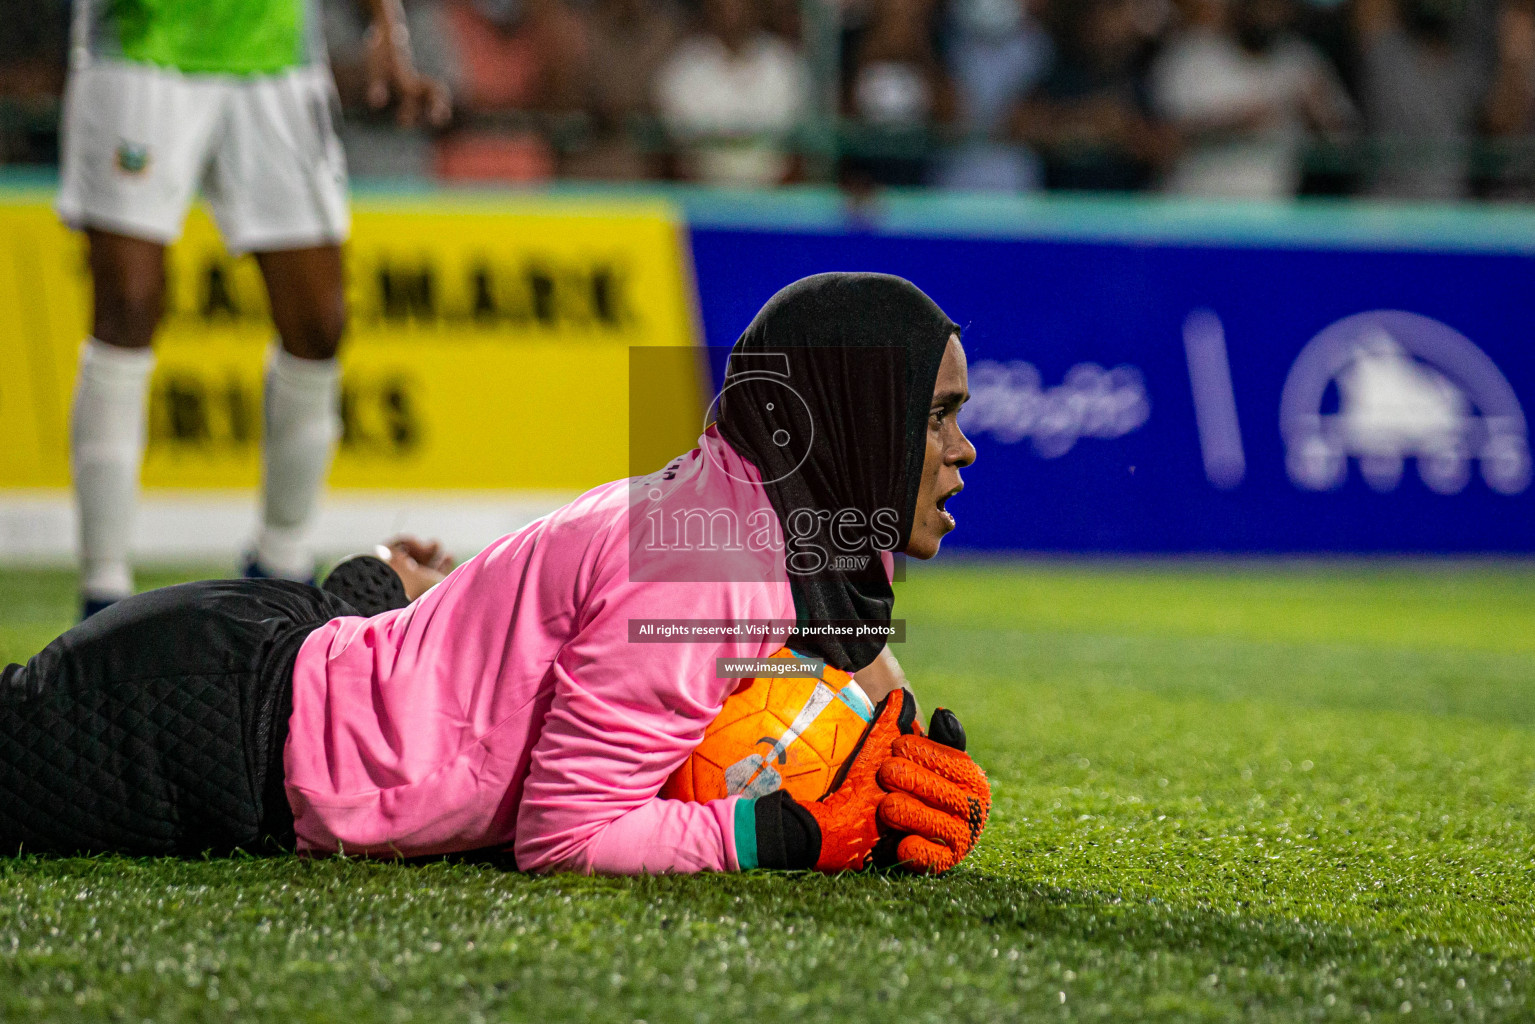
[[802, 687, 919, 872], [382, 535, 456, 601], [876, 709, 990, 875], [749, 687, 919, 873]]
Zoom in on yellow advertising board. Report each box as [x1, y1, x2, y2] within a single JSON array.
[[0, 193, 706, 491]]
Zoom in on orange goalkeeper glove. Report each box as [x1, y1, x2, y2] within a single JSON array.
[[804, 686, 918, 872], [876, 710, 990, 875], [746, 687, 917, 873]]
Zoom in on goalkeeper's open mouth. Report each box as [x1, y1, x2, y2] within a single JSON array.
[[936, 484, 962, 530]]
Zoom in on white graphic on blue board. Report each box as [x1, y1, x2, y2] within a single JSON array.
[[1280, 311, 1530, 495], [1183, 310, 1246, 490], [960, 361, 1150, 457]]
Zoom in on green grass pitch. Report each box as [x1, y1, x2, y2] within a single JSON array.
[[2, 561, 1533, 1022]]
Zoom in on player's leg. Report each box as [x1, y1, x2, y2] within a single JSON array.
[[0, 579, 355, 856], [204, 65, 351, 581], [56, 60, 220, 616], [85, 230, 166, 349], [250, 245, 347, 580], [71, 231, 163, 614]]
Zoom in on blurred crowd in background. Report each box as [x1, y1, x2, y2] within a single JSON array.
[[5, 0, 1535, 200]]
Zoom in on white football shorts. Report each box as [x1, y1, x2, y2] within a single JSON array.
[[57, 59, 350, 253]]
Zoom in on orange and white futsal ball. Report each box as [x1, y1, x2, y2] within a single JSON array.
[[662, 648, 876, 804]]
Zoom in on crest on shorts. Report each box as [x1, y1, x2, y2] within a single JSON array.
[[114, 142, 150, 176]]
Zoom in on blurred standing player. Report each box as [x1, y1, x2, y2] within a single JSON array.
[[57, 0, 450, 617]]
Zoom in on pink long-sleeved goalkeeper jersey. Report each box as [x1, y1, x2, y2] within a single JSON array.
[[283, 427, 794, 873]]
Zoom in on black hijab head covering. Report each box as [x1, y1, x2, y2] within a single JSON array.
[[717, 273, 958, 672]]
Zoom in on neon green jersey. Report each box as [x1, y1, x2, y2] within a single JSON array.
[[79, 0, 322, 75]]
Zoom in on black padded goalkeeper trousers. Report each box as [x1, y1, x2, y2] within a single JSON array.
[[0, 579, 355, 856]]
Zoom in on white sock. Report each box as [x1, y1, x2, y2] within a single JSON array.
[[255, 346, 340, 579], [71, 338, 155, 600]]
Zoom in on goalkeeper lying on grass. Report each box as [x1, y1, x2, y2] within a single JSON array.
[[0, 273, 989, 876]]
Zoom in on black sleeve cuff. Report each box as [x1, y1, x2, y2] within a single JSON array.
[[320, 554, 410, 617], [753, 790, 822, 870]]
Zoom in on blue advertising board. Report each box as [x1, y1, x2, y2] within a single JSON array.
[[687, 201, 1535, 553]]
